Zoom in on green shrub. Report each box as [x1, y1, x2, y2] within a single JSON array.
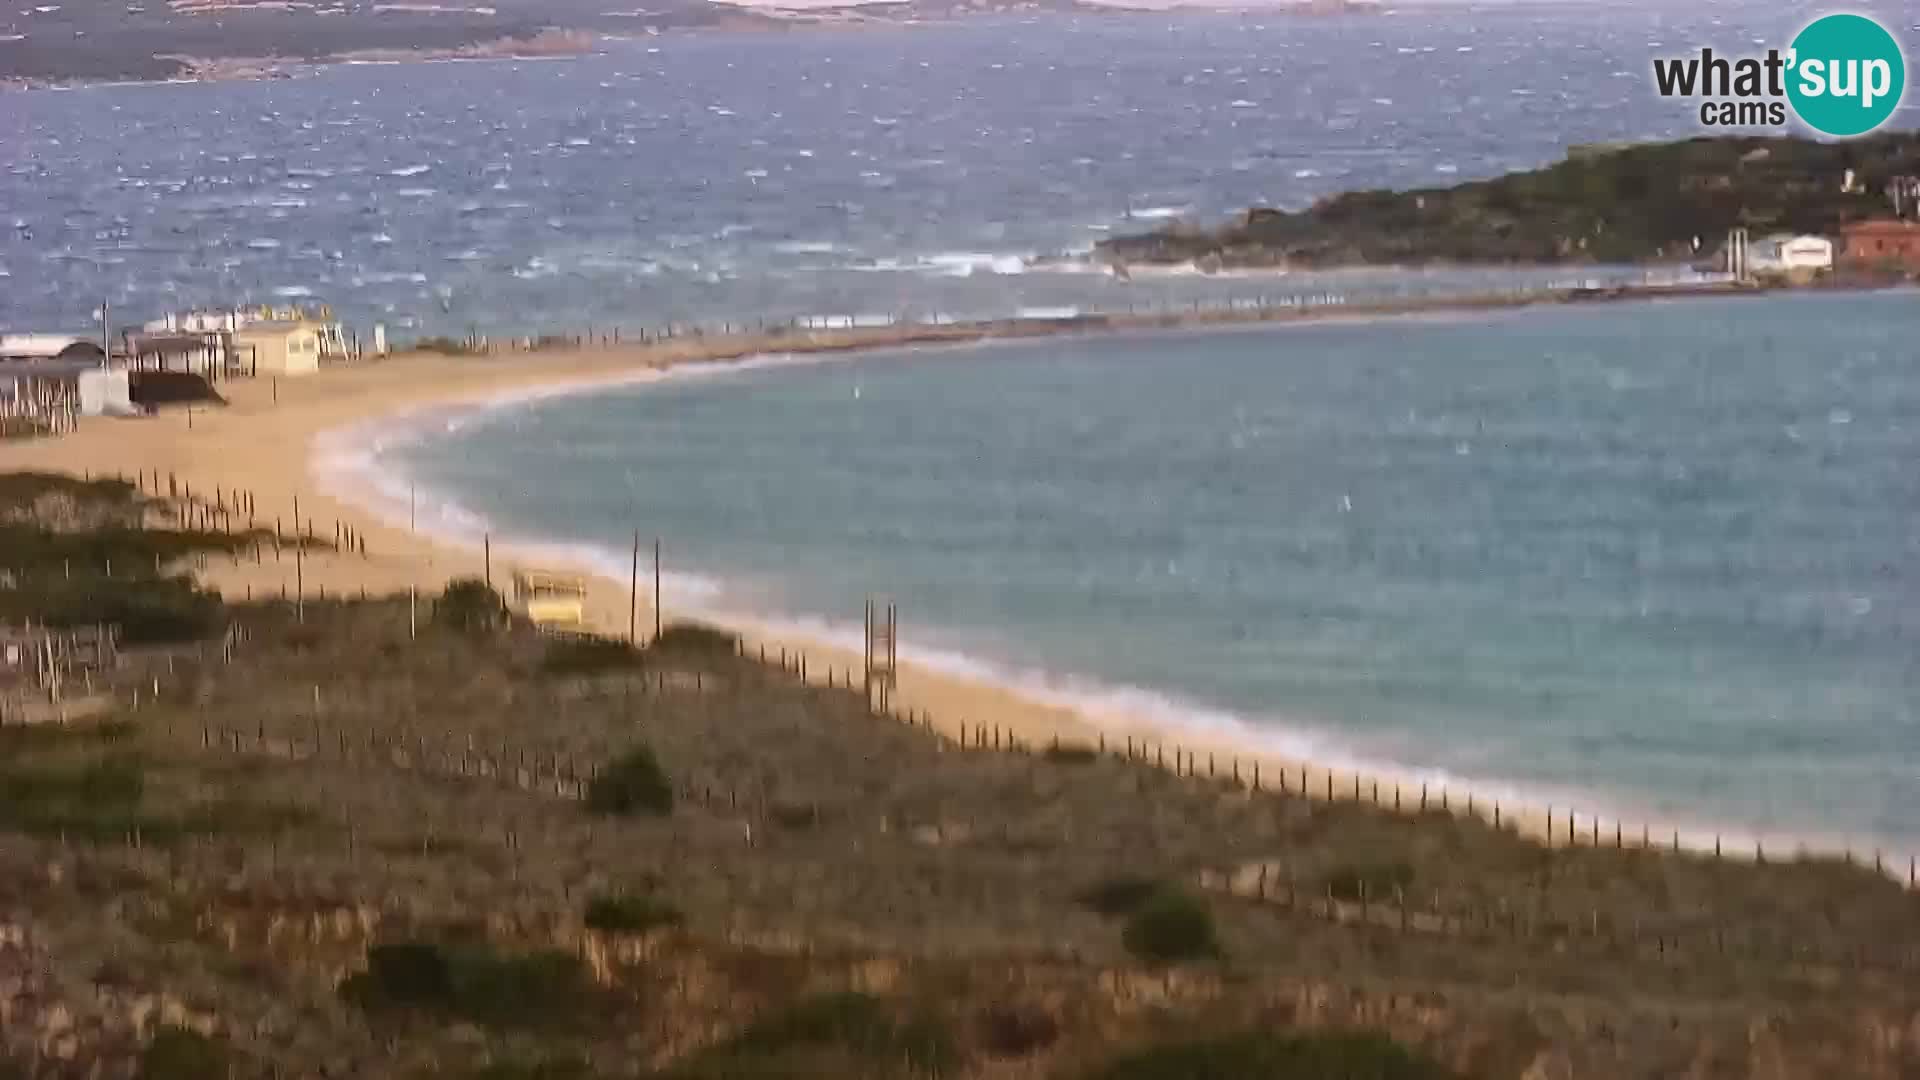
[[412, 336, 485, 356], [99, 584, 228, 644], [0, 566, 228, 644], [0, 522, 253, 575], [0, 749, 295, 845], [1120, 890, 1219, 965], [447, 948, 591, 1030], [647, 622, 739, 658], [436, 577, 504, 633], [586, 746, 673, 817], [1324, 861, 1415, 903], [1074, 875, 1162, 918], [676, 991, 955, 1077], [340, 940, 593, 1031], [976, 1003, 1059, 1058], [1079, 1029, 1455, 1080], [470, 1056, 594, 1079], [0, 471, 137, 510], [0, 752, 150, 839], [542, 635, 646, 676], [139, 1025, 228, 1080], [345, 942, 452, 1005], [583, 891, 683, 934], [768, 801, 822, 830]]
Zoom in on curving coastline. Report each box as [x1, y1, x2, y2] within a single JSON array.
[[1, 286, 1908, 874]]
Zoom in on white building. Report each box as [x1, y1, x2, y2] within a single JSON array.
[[1748, 234, 1834, 274]]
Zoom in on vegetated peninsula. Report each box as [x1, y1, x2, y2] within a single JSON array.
[[0, 0, 1076, 87], [1096, 133, 1920, 269]]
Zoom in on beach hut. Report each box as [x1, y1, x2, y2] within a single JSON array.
[[234, 321, 324, 376], [123, 331, 240, 379], [513, 571, 588, 632]]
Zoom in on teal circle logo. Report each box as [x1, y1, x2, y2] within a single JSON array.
[[1787, 14, 1906, 137]]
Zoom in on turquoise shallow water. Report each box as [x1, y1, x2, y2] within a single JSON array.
[[384, 290, 1920, 855]]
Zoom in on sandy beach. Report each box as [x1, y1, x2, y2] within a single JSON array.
[[1, 304, 1798, 854]]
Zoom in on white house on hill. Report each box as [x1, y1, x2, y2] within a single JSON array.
[[1748, 234, 1834, 275]]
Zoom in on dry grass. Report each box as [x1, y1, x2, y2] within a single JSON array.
[[3, 480, 1919, 1078]]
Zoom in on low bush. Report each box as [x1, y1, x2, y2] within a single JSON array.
[[0, 522, 254, 575], [139, 1025, 229, 1080], [412, 336, 485, 356], [1078, 1029, 1455, 1080], [583, 891, 683, 934], [585, 746, 673, 816], [469, 1056, 594, 1079], [768, 801, 823, 829], [0, 471, 135, 510], [669, 991, 956, 1078], [340, 939, 594, 1031], [1120, 889, 1220, 965], [1043, 742, 1099, 765], [0, 743, 298, 844], [647, 621, 739, 658], [542, 635, 646, 676], [1074, 875, 1163, 918], [0, 549, 230, 644], [0, 752, 148, 839], [976, 1003, 1059, 1058], [436, 577, 504, 633]]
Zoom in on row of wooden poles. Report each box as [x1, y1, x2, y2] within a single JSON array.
[[69, 466, 1920, 890], [76, 585, 1920, 981], [119, 467, 370, 558], [1205, 860, 1920, 977], [739, 625, 1920, 890], [119, 663, 1920, 981]]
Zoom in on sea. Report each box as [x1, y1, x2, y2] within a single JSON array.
[[6, 1, 1920, 855], [368, 290, 1920, 857]]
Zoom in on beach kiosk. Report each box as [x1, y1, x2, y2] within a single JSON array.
[[513, 571, 588, 633]]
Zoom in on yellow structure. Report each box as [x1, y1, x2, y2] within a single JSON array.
[[513, 571, 587, 631], [234, 320, 324, 376]]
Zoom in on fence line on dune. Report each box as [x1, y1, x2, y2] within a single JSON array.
[[81, 607, 1920, 983], [61, 440, 1920, 906], [25, 469, 1920, 980]]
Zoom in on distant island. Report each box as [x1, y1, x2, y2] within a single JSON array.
[[0, 0, 1401, 89], [0, 0, 1383, 88], [1096, 134, 1920, 270]]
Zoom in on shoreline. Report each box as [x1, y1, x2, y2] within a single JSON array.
[[2, 285, 1909, 870]]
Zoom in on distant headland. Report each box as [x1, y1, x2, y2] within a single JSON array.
[[2, 0, 1379, 89], [1096, 134, 1920, 272]]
